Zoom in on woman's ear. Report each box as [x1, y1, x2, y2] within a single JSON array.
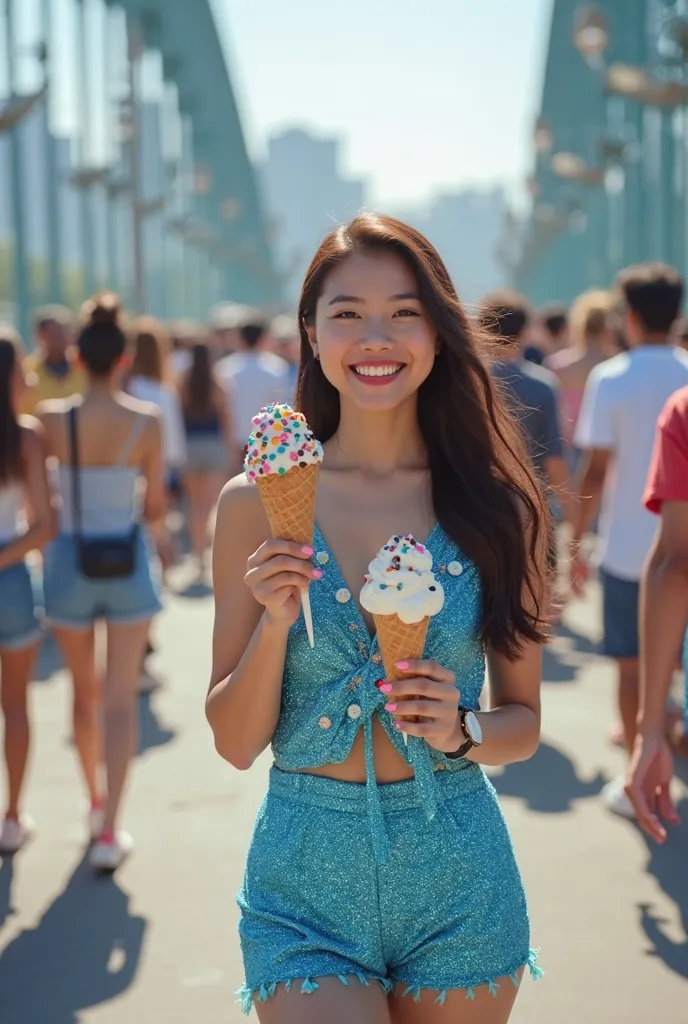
[[305, 325, 320, 360]]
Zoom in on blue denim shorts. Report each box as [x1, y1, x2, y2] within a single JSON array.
[[0, 559, 42, 652], [237, 766, 541, 1014], [43, 530, 163, 630], [600, 568, 640, 660]]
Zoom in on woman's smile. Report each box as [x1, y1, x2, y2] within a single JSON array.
[[348, 360, 406, 386]]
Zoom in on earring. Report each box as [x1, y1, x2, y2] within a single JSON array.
[[312, 345, 320, 360]]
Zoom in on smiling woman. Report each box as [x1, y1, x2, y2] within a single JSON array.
[[208, 212, 550, 1024]]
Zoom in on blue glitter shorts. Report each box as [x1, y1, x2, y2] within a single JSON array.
[[237, 766, 541, 1014]]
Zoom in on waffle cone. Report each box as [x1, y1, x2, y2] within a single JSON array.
[[374, 613, 430, 722], [255, 462, 320, 546]]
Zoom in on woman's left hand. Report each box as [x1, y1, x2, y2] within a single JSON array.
[[379, 659, 461, 753]]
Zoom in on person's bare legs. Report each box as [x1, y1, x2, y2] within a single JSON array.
[[53, 626, 102, 805], [255, 977, 391, 1024], [101, 619, 151, 835], [390, 970, 524, 1024], [184, 473, 211, 562], [0, 643, 38, 819], [617, 657, 639, 753]]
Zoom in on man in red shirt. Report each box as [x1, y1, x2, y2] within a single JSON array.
[[626, 384, 688, 842]]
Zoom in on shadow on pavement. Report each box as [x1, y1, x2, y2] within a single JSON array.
[[493, 739, 606, 813], [175, 580, 213, 599], [0, 854, 147, 1023], [542, 644, 578, 685], [557, 622, 599, 657], [0, 855, 15, 930], [638, 796, 688, 979], [137, 692, 177, 756]]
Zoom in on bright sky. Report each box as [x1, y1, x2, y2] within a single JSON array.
[[213, 0, 552, 206], [3, 0, 552, 208]]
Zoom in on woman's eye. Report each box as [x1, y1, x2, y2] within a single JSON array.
[[332, 311, 360, 320], [393, 308, 420, 318]]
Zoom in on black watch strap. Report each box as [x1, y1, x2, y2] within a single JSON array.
[[444, 707, 475, 760], [444, 738, 474, 761]]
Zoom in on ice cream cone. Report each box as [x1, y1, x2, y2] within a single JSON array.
[[255, 463, 320, 648], [375, 613, 430, 727], [255, 462, 320, 547]]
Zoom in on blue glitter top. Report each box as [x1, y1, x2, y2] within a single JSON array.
[[273, 522, 486, 861]]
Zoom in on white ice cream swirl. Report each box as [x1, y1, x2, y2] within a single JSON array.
[[360, 534, 445, 624]]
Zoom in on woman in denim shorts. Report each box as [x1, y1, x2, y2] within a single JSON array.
[[0, 329, 54, 853], [40, 293, 165, 872], [208, 215, 549, 1023]]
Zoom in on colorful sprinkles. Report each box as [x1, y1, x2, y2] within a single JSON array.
[[244, 403, 324, 481]]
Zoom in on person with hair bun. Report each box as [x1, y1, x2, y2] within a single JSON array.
[[208, 214, 548, 1022], [0, 328, 54, 853], [39, 293, 165, 871]]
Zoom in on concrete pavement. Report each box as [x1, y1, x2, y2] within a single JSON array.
[[0, 569, 686, 1023]]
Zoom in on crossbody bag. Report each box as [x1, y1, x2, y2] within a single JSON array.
[[68, 405, 138, 579]]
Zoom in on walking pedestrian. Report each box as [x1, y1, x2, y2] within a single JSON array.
[[0, 329, 54, 853], [39, 293, 165, 870], [179, 342, 234, 577], [20, 306, 84, 415], [625, 383, 688, 841], [545, 289, 616, 451], [208, 214, 548, 1022], [215, 314, 290, 460], [571, 263, 688, 818]]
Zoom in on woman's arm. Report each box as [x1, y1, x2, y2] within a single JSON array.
[[0, 420, 56, 571], [140, 412, 166, 528], [206, 478, 317, 769]]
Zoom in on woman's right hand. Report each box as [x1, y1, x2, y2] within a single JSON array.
[[244, 540, 321, 627]]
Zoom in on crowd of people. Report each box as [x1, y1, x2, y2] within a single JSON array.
[[0, 295, 300, 866], [0, 213, 687, 1019]]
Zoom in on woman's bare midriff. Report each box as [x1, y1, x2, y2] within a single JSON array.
[[297, 716, 415, 784]]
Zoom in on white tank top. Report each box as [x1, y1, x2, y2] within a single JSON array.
[[0, 483, 25, 543]]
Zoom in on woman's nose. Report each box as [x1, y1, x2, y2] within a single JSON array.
[[361, 318, 393, 348]]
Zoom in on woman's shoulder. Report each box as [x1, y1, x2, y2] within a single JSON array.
[[118, 391, 162, 424], [216, 473, 269, 543]]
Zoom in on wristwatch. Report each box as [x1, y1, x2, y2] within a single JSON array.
[[444, 707, 483, 760]]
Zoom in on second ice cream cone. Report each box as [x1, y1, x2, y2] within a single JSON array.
[[375, 613, 429, 721]]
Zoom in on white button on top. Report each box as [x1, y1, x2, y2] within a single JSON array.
[[347, 704, 362, 720], [318, 715, 332, 729], [316, 551, 329, 565], [336, 588, 351, 603], [447, 561, 463, 576]]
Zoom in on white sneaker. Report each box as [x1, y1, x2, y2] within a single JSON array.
[[89, 831, 133, 872], [602, 776, 636, 820], [0, 814, 35, 853]]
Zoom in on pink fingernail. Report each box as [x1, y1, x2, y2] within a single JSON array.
[[395, 661, 409, 670], [379, 683, 392, 694], [385, 702, 397, 712], [395, 722, 403, 730], [302, 546, 314, 555], [312, 569, 323, 578]]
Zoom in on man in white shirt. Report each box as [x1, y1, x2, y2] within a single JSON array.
[[215, 315, 290, 455], [572, 262, 688, 818]]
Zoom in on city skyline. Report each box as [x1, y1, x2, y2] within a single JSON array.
[[214, 0, 551, 207]]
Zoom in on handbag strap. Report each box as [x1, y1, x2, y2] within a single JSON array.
[[67, 404, 83, 542]]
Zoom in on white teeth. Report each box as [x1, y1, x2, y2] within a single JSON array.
[[353, 364, 402, 377]]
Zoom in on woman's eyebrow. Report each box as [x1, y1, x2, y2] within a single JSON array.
[[328, 294, 363, 305]]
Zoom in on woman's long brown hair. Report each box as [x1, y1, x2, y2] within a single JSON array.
[[296, 213, 551, 658], [0, 329, 23, 484]]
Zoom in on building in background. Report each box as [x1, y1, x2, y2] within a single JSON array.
[[260, 128, 368, 303], [398, 189, 508, 305]]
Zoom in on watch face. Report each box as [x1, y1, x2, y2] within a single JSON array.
[[465, 710, 482, 745]]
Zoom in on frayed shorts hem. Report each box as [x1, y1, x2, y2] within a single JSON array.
[[237, 948, 543, 1015]]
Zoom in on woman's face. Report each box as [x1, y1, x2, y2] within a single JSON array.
[[310, 250, 437, 412]]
